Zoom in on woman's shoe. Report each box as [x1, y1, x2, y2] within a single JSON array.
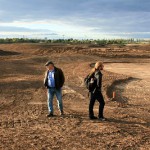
[[89, 116, 97, 120], [99, 117, 106, 121]]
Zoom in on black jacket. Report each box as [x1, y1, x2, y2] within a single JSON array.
[[90, 70, 102, 91], [94, 70, 102, 90], [44, 67, 65, 89]]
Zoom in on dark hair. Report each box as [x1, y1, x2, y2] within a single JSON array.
[[45, 61, 54, 66]]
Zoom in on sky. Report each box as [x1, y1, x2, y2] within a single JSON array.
[[0, 0, 150, 39]]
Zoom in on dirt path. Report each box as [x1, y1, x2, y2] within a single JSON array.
[[0, 44, 150, 150], [105, 63, 150, 149]]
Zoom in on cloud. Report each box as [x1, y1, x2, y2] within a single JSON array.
[[1, 0, 150, 22], [0, 0, 150, 39], [0, 26, 53, 32], [0, 25, 59, 39]]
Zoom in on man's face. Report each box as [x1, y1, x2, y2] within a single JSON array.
[[46, 64, 54, 71]]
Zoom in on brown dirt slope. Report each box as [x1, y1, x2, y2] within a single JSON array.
[[0, 43, 150, 150]]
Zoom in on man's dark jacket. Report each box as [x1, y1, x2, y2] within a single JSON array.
[[44, 67, 65, 89]]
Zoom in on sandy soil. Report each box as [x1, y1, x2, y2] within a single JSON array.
[[0, 43, 150, 150]]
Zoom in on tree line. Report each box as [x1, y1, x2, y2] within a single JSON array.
[[0, 38, 149, 46]]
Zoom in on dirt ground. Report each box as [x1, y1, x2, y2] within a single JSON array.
[[0, 43, 150, 150]]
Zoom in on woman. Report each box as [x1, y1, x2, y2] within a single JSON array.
[[88, 61, 106, 120]]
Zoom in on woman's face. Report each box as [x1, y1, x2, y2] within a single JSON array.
[[99, 64, 104, 70]]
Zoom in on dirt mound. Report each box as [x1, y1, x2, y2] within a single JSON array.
[[0, 49, 20, 56], [33, 44, 150, 58], [0, 43, 150, 58]]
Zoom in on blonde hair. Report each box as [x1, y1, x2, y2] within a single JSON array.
[[95, 61, 103, 69], [90, 61, 103, 75]]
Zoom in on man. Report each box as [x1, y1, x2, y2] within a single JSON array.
[[44, 61, 65, 117], [86, 61, 106, 121]]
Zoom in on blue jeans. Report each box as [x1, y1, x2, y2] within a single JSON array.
[[47, 88, 63, 114]]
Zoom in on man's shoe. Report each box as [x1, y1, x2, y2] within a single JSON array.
[[60, 111, 64, 116], [47, 113, 54, 117], [89, 116, 97, 120]]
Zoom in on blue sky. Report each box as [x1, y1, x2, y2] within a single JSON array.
[[0, 0, 150, 39]]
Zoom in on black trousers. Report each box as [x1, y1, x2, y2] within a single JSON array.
[[89, 91, 105, 118]]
